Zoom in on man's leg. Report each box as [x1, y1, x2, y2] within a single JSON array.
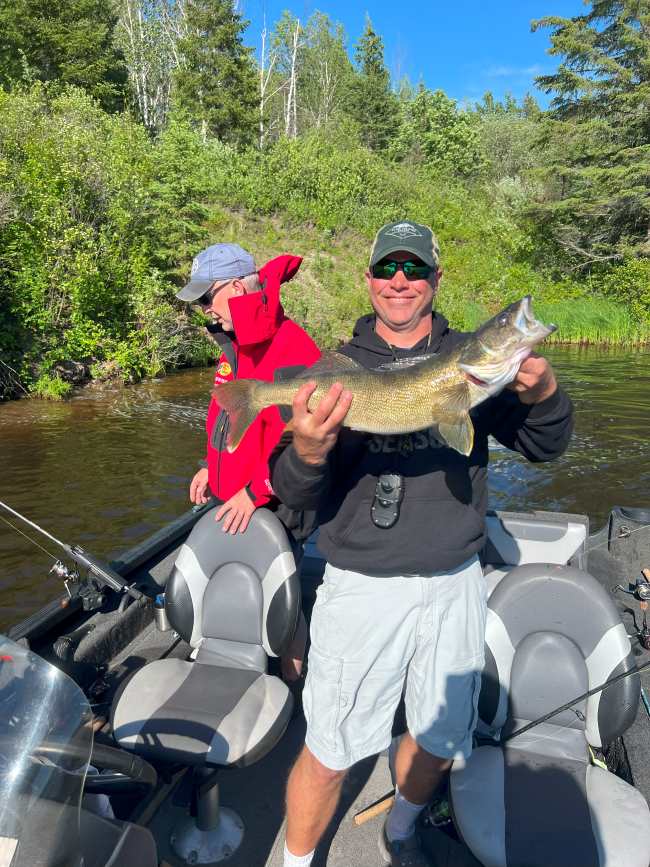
[[381, 558, 486, 863], [383, 733, 451, 848], [394, 732, 451, 805], [285, 564, 421, 865], [284, 745, 347, 860]]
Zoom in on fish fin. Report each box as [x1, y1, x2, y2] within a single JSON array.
[[439, 380, 472, 416], [295, 351, 362, 377], [213, 380, 263, 453], [437, 415, 474, 456], [375, 353, 436, 371]]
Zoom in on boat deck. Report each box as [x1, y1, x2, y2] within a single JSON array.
[[145, 713, 480, 867], [94, 545, 650, 867], [102, 615, 481, 867]]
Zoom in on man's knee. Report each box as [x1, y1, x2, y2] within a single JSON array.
[[294, 745, 348, 788]]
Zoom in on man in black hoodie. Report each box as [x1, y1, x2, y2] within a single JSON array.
[[273, 221, 574, 867]]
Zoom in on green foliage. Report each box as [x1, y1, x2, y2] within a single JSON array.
[[535, 297, 645, 345], [0, 0, 126, 110], [174, 0, 258, 146], [531, 1, 650, 265], [0, 84, 212, 398], [297, 12, 355, 132], [599, 259, 650, 323], [148, 112, 217, 278], [31, 373, 73, 400], [474, 92, 540, 181], [114, 0, 176, 134], [390, 87, 485, 177], [348, 17, 397, 152]]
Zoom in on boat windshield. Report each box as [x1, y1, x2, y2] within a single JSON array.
[[0, 635, 92, 867]]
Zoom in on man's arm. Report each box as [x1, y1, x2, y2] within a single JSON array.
[[269, 382, 353, 510], [488, 355, 574, 461]]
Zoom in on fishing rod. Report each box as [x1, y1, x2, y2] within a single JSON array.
[[0, 499, 143, 601], [353, 656, 650, 827], [501, 655, 650, 744]]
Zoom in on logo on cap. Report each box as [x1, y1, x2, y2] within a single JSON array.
[[385, 222, 423, 240], [191, 258, 200, 275]]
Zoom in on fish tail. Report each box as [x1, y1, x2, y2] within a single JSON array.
[[213, 380, 265, 452]]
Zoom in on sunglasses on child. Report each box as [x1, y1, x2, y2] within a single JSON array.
[[371, 259, 434, 280]]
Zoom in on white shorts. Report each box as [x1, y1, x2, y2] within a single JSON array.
[[303, 556, 487, 770]]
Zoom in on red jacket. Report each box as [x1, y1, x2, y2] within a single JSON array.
[[205, 254, 320, 506]]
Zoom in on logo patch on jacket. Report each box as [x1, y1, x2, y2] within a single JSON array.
[[214, 357, 234, 385]]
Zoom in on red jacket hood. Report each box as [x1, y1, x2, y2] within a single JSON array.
[[228, 254, 302, 347]]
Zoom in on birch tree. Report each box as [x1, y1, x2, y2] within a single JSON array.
[[300, 13, 353, 130], [116, 0, 181, 133]]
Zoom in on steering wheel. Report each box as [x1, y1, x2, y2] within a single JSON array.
[[85, 740, 158, 795], [19, 738, 158, 796]]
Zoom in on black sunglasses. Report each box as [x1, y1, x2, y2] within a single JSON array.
[[371, 259, 434, 280], [196, 282, 226, 307]]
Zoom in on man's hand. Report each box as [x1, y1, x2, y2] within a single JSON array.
[[291, 381, 353, 466], [189, 468, 210, 505], [215, 487, 256, 534], [508, 354, 558, 405]]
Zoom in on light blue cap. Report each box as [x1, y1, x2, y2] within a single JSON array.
[[176, 243, 257, 301]]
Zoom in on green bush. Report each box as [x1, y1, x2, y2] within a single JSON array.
[[0, 84, 647, 402], [599, 259, 650, 324]]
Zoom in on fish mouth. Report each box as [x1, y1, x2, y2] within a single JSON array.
[[459, 297, 556, 392], [516, 295, 557, 339]]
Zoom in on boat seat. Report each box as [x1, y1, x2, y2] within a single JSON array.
[[450, 563, 650, 867], [482, 511, 588, 598], [110, 507, 300, 861], [111, 507, 299, 767]]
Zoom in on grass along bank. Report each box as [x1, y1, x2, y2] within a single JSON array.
[[207, 209, 650, 349], [21, 209, 650, 402], [1, 88, 647, 402]]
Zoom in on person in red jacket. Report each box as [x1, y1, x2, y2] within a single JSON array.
[[176, 242, 320, 679]]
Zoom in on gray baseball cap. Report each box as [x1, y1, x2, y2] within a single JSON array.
[[369, 220, 440, 269], [176, 243, 257, 302]]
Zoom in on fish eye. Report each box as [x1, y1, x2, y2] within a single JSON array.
[[498, 314, 509, 327]]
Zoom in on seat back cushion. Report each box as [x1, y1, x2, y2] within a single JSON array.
[[478, 564, 638, 747], [165, 507, 299, 656]]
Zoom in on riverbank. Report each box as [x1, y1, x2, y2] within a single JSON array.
[[4, 208, 650, 403], [1, 87, 649, 403]]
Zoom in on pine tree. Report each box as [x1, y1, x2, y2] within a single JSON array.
[[349, 17, 396, 152], [174, 0, 258, 146], [532, 1, 650, 264], [0, 0, 126, 111]]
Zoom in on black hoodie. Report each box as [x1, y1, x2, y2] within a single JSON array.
[[269, 311, 574, 575]]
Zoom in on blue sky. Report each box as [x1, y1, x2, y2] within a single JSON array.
[[240, 0, 587, 107]]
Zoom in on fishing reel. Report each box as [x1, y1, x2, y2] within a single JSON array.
[[614, 570, 650, 650], [52, 560, 107, 612]]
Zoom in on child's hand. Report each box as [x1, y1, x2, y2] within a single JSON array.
[[189, 468, 210, 504], [215, 487, 256, 534]]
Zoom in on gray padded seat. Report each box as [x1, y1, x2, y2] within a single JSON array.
[[450, 564, 650, 867], [111, 508, 299, 768]]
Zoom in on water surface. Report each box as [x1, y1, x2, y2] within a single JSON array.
[[0, 346, 648, 631]]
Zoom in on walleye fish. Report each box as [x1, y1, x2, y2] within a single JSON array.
[[215, 296, 556, 456]]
